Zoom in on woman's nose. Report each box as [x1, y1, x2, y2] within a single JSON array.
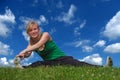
[[32, 30, 35, 33]]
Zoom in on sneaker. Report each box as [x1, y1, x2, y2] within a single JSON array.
[[14, 56, 23, 69], [105, 56, 113, 67]]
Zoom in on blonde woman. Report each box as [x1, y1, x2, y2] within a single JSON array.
[[17, 21, 112, 68]]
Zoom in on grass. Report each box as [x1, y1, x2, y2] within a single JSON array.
[[0, 66, 120, 80]]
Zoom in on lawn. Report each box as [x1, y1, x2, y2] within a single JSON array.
[[0, 66, 119, 80]]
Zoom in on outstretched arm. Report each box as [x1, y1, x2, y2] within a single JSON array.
[[18, 45, 32, 58], [18, 32, 51, 57]]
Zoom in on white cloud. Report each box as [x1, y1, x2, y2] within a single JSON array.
[[0, 8, 15, 23], [57, 4, 76, 24], [0, 57, 9, 66], [73, 40, 90, 47], [0, 23, 10, 37], [80, 20, 86, 29], [0, 8, 15, 37], [104, 43, 120, 53], [0, 52, 35, 67], [0, 57, 14, 67], [82, 46, 93, 52], [74, 27, 81, 36], [19, 15, 47, 29], [49, 27, 56, 35], [39, 15, 48, 24], [93, 40, 106, 47], [65, 40, 90, 48], [22, 31, 30, 41], [102, 11, 120, 40], [79, 54, 103, 65], [0, 41, 13, 55], [74, 20, 86, 36], [9, 59, 14, 65]]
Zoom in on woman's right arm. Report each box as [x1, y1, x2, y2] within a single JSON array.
[[18, 44, 32, 58]]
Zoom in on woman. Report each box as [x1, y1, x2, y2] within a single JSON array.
[[17, 21, 112, 68]]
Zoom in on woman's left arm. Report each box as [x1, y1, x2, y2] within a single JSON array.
[[24, 32, 51, 53]]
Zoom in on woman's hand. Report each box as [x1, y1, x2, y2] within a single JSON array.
[[17, 49, 27, 58]]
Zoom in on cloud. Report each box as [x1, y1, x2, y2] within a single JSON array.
[[82, 46, 93, 52], [79, 54, 102, 65], [0, 8, 15, 37], [0, 41, 13, 55], [0, 57, 14, 67], [65, 40, 93, 53], [69, 40, 90, 48], [39, 15, 48, 24], [74, 20, 86, 36], [104, 43, 120, 53], [74, 27, 81, 36], [0, 8, 15, 23], [22, 31, 30, 41], [56, 4, 77, 24], [65, 40, 90, 47], [0, 57, 9, 66], [0, 52, 36, 67], [102, 11, 120, 40], [0, 23, 10, 37], [19, 15, 48, 29], [0, 52, 35, 67], [49, 27, 56, 35], [79, 20, 86, 29], [93, 40, 106, 47]]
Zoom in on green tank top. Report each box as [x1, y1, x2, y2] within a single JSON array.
[[35, 40, 66, 60]]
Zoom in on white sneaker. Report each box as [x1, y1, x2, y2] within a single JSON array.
[[105, 56, 113, 67], [14, 56, 23, 69]]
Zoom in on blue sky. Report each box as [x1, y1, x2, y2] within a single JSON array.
[[0, 0, 120, 67]]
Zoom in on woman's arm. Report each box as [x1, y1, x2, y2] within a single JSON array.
[[24, 51, 32, 58], [23, 32, 51, 53], [18, 44, 32, 58]]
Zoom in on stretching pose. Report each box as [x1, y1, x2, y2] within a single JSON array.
[[16, 21, 112, 68]]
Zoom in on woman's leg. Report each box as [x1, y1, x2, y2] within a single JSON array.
[[22, 60, 62, 68], [55, 56, 101, 67], [23, 56, 101, 68], [22, 61, 43, 68]]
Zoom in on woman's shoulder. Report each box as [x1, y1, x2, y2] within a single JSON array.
[[42, 32, 52, 41], [42, 32, 50, 35], [42, 32, 51, 38]]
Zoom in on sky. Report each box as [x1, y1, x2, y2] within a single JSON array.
[[0, 0, 120, 67]]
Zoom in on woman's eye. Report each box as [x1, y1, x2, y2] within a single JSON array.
[[34, 28, 37, 30], [29, 29, 32, 32]]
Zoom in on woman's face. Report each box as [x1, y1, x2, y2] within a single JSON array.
[[28, 24, 40, 39]]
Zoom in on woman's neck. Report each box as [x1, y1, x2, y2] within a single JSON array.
[[30, 33, 41, 44]]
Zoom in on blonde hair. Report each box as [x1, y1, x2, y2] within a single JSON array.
[[26, 21, 40, 34]]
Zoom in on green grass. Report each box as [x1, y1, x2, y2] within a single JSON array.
[[0, 66, 120, 80]]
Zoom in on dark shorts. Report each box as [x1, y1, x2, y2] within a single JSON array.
[[23, 56, 99, 68]]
